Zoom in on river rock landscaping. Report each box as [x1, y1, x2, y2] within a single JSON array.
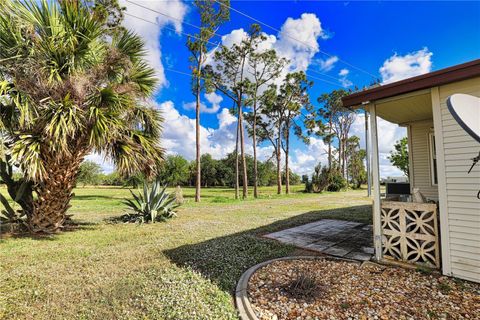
[[248, 258, 480, 320]]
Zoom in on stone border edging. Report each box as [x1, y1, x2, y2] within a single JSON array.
[[235, 256, 361, 320]]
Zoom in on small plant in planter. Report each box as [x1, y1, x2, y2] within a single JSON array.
[[283, 268, 325, 300], [123, 179, 179, 223]]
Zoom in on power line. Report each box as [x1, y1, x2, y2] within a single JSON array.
[[214, 0, 378, 79], [124, 1, 344, 88], [165, 66, 341, 88], [164, 67, 196, 78], [124, 12, 220, 47], [305, 72, 345, 88], [125, 0, 225, 39]]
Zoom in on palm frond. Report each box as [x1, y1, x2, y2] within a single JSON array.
[[126, 104, 163, 139], [43, 94, 84, 151], [125, 61, 157, 96], [114, 29, 146, 64], [10, 134, 46, 181]]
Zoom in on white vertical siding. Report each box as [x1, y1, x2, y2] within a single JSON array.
[[408, 120, 438, 200], [438, 77, 480, 283]]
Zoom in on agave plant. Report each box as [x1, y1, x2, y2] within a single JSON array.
[[123, 180, 179, 223]]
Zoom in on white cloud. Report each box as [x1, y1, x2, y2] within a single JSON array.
[[159, 101, 278, 163], [350, 113, 407, 178], [276, 13, 324, 71], [159, 101, 237, 159], [183, 92, 223, 114], [379, 48, 433, 84], [339, 68, 349, 76], [289, 137, 330, 176], [85, 153, 114, 173], [205, 92, 223, 105], [338, 68, 352, 87], [120, 0, 188, 90], [217, 108, 236, 127], [220, 28, 249, 48], [212, 13, 325, 77], [316, 56, 339, 72]]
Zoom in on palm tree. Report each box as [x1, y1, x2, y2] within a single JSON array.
[[0, 0, 163, 234]]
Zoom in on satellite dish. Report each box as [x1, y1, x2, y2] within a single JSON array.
[[447, 94, 480, 143]]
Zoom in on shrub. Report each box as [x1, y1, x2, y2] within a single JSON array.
[[123, 180, 179, 223], [101, 172, 124, 186], [327, 170, 347, 192], [304, 163, 330, 193], [174, 185, 185, 204]]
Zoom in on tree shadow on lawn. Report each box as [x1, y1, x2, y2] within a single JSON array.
[[0, 220, 97, 240], [164, 205, 372, 293], [73, 195, 121, 200]]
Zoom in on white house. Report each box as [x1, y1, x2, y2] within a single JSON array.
[[342, 59, 480, 283]]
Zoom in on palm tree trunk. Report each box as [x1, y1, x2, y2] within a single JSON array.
[[28, 152, 84, 233], [238, 101, 248, 199], [252, 103, 258, 198]]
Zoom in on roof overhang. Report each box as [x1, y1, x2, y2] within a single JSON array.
[[342, 59, 480, 109]]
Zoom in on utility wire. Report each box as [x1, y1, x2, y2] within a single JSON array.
[[124, 12, 220, 47], [214, 0, 378, 79], [125, 0, 225, 39], [305, 72, 345, 88], [165, 66, 341, 88]]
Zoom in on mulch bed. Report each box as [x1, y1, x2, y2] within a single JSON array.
[[248, 258, 480, 319]]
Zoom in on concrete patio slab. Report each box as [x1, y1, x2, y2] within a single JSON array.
[[264, 219, 373, 261]]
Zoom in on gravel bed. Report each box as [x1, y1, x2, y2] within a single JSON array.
[[248, 258, 480, 319]]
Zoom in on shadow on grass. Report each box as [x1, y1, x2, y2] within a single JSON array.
[[0, 220, 97, 240], [73, 195, 121, 200], [164, 205, 372, 293]]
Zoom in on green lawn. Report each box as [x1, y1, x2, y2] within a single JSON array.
[[0, 186, 372, 320]]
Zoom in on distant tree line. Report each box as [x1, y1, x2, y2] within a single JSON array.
[[76, 155, 301, 188]]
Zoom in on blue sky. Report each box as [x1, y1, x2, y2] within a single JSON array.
[[90, 1, 480, 177]]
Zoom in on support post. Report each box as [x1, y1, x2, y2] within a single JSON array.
[[368, 103, 383, 262], [431, 87, 451, 276], [364, 108, 371, 197]]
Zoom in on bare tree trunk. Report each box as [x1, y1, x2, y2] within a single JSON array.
[[327, 121, 332, 170], [252, 103, 258, 198], [344, 138, 348, 179], [195, 56, 202, 202], [238, 101, 248, 199], [285, 127, 290, 194], [343, 142, 346, 177], [235, 115, 240, 200], [195, 74, 201, 202], [340, 138, 343, 176], [276, 123, 282, 195], [328, 142, 332, 169]]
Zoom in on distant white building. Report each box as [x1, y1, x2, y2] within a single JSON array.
[[383, 176, 408, 183]]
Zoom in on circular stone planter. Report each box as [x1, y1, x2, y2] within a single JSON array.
[[235, 256, 361, 320]]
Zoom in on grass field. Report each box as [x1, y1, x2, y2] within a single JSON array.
[[0, 186, 372, 320]]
